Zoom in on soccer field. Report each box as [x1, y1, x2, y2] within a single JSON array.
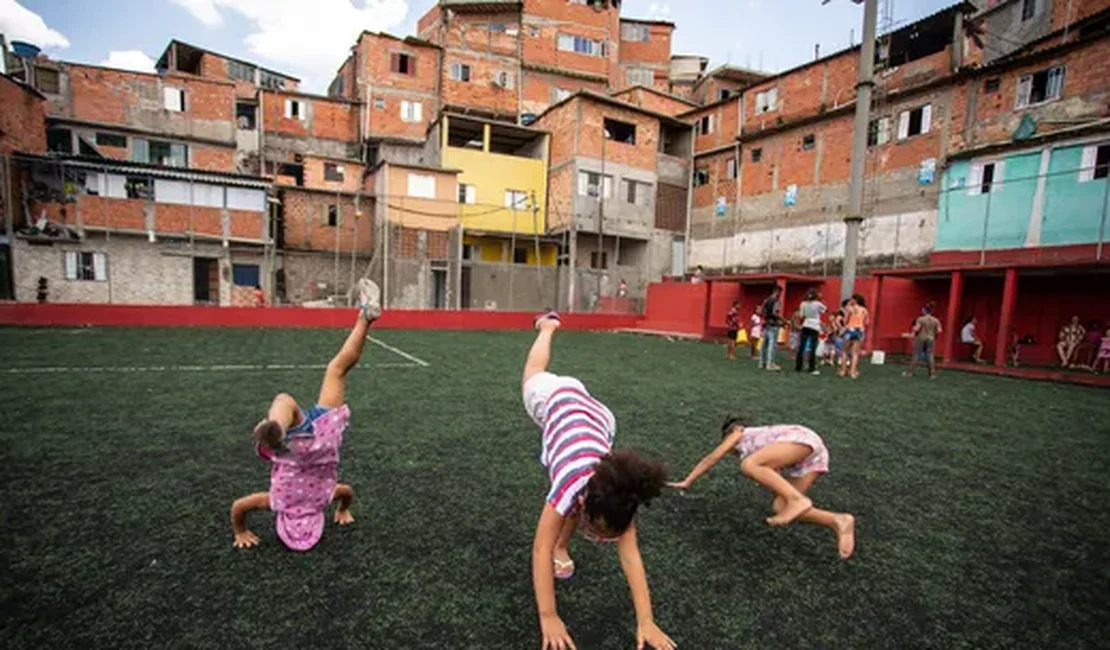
[[2, 326, 1108, 649]]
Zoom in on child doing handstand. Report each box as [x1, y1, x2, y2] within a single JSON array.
[[669, 415, 855, 559], [523, 313, 674, 650], [229, 279, 381, 552]]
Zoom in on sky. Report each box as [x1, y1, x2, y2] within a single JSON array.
[[1, 0, 958, 92]]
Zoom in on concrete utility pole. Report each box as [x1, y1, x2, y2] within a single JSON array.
[[840, 0, 878, 302]]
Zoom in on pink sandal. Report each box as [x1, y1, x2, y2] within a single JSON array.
[[554, 557, 575, 580]]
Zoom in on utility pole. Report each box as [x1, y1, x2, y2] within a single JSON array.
[[840, 0, 878, 302]]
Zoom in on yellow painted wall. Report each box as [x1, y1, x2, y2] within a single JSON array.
[[463, 235, 558, 266], [442, 122, 549, 235]]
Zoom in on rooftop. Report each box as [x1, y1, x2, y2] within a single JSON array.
[[156, 40, 299, 82]]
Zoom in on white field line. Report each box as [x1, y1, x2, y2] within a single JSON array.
[[367, 336, 430, 367], [1, 362, 419, 375]]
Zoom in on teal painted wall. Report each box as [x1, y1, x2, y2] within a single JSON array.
[[936, 152, 1041, 251], [1041, 144, 1109, 246]]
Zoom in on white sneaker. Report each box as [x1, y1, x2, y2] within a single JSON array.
[[357, 279, 381, 321], [811, 370, 821, 376]]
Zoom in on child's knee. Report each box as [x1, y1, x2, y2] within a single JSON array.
[[739, 457, 760, 478]]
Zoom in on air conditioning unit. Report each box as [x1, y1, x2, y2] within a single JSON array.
[[493, 71, 512, 88]]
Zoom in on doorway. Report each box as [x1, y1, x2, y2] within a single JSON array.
[[432, 269, 447, 309], [193, 257, 219, 304]]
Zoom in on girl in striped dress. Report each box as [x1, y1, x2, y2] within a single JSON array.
[[522, 313, 674, 650]]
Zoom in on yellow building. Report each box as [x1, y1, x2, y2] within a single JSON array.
[[433, 113, 556, 266]]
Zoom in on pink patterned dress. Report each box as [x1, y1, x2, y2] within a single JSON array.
[[256, 405, 349, 551], [736, 425, 830, 477]]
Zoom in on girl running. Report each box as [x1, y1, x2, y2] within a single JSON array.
[[229, 279, 380, 552], [725, 300, 742, 360], [669, 415, 855, 559], [842, 294, 869, 379], [523, 313, 674, 650]]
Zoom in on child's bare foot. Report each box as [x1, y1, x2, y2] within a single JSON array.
[[334, 509, 355, 525], [835, 514, 856, 559], [535, 311, 561, 331], [553, 548, 575, 579], [766, 496, 812, 526], [233, 530, 260, 549]]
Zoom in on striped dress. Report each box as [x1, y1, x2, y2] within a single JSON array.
[[540, 382, 616, 516]]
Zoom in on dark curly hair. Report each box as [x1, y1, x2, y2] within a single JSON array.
[[720, 414, 752, 439], [582, 450, 667, 535]]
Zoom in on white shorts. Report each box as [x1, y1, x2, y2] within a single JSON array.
[[523, 372, 586, 428]]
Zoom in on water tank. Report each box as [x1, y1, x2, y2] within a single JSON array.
[[11, 41, 41, 58], [520, 113, 537, 126]]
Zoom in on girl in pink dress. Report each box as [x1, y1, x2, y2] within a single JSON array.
[[229, 279, 380, 552], [669, 415, 855, 559], [1097, 328, 1110, 374]]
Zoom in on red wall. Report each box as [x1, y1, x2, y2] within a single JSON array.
[[638, 282, 709, 335], [0, 304, 638, 331]]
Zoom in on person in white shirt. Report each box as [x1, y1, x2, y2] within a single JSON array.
[[794, 289, 827, 375], [961, 316, 984, 363]]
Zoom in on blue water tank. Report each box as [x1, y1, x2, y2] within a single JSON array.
[[520, 113, 537, 126], [11, 41, 42, 58]]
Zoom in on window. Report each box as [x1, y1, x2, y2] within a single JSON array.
[[163, 87, 185, 112], [232, 264, 260, 287], [401, 101, 423, 123], [124, 175, 153, 200], [491, 23, 507, 33], [95, 132, 127, 148], [626, 68, 654, 86], [590, 251, 608, 269], [726, 157, 737, 179], [374, 97, 385, 110], [755, 88, 778, 113], [326, 205, 339, 227], [1079, 144, 1110, 182], [751, 148, 762, 163], [134, 139, 187, 167], [285, 98, 305, 120], [407, 173, 436, 198], [505, 190, 528, 209], [621, 23, 650, 42], [968, 161, 1004, 195], [450, 63, 472, 82], [557, 34, 606, 57], [622, 179, 650, 206], [551, 87, 572, 103], [718, 89, 732, 101], [697, 115, 714, 136], [35, 67, 60, 94], [494, 70, 514, 89], [46, 128, 72, 153], [802, 134, 816, 150], [324, 163, 345, 182], [514, 248, 529, 264], [64, 252, 107, 282], [236, 102, 256, 130], [1016, 66, 1064, 108], [1021, 0, 1036, 21], [458, 183, 476, 204], [604, 118, 636, 145], [984, 77, 1001, 93], [578, 171, 612, 198], [391, 52, 415, 75], [259, 70, 286, 89], [694, 167, 709, 187], [228, 59, 256, 82], [867, 117, 891, 146], [896, 104, 932, 140]]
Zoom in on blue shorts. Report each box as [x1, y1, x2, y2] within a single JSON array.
[[831, 336, 845, 352], [288, 404, 333, 437], [846, 328, 865, 342]]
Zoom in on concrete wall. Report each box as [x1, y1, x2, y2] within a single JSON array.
[[979, 0, 1055, 63], [12, 234, 244, 305], [281, 249, 374, 305], [572, 157, 656, 239]]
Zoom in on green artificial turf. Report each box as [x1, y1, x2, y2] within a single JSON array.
[[1, 326, 1109, 649]]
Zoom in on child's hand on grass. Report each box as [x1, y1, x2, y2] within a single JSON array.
[[335, 508, 354, 525], [233, 530, 260, 549], [540, 613, 576, 650], [637, 621, 676, 650]]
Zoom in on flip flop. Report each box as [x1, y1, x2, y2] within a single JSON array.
[[554, 557, 575, 580], [534, 311, 561, 330]]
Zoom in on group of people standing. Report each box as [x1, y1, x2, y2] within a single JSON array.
[[724, 287, 871, 379]]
